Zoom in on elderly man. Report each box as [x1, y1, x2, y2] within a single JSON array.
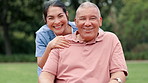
[[39, 2, 128, 83]]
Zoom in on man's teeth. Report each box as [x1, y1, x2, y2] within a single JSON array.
[[83, 27, 93, 30]]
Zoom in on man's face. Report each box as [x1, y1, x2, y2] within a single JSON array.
[[75, 7, 102, 42]]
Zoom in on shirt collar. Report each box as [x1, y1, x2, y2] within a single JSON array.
[[69, 28, 105, 44]]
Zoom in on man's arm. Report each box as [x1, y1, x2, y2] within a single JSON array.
[[109, 71, 126, 83], [39, 72, 55, 83]]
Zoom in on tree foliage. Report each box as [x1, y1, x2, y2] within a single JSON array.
[[118, 0, 148, 51], [0, 0, 147, 56], [61, 0, 113, 20], [0, 0, 44, 55]]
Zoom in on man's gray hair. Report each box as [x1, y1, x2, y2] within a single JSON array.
[[76, 1, 101, 17]]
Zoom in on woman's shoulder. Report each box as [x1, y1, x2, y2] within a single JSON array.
[[36, 24, 55, 39], [68, 21, 78, 32], [36, 24, 51, 34]]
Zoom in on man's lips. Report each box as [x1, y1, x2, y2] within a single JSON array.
[[82, 27, 94, 32]]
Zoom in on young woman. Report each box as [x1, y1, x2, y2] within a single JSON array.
[[35, 1, 77, 76]]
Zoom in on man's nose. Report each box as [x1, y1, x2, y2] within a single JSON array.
[[84, 19, 91, 26]]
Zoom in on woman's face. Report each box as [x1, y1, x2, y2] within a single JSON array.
[[46, 6, 68, 36]]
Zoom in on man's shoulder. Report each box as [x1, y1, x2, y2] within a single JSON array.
[[104, 31, 116, 36], [103, 31, 119, 41], [64, 34, 73, 39], [97, 29, 115, 39]]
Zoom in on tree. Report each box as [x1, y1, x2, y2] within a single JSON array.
[[118, 0, 148, 51], [0, 0, 44, 55], [61, 0, 114, 21], [0, 0, 120, 55]]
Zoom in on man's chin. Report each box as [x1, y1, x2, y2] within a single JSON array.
[[83, 36, 94, 42]]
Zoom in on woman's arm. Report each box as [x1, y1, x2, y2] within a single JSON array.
[[37, 36, 70, 68]]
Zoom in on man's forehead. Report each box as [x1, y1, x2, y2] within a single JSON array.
[[76, 7, 99, 16], [78, 6, 97, 11]]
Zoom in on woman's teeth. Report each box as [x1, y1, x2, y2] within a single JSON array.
[[54, 26, 62, 29]]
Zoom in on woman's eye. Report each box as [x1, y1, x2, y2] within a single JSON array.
[[59, 15, 63, 18], [48, 18, 53, 20]]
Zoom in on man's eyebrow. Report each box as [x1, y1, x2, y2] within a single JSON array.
[[78, 16, 85, 18]]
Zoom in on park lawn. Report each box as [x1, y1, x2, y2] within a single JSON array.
[[0, 63, 38, 83], [126, 61, 148, 83], [0, 61, 148, 83]]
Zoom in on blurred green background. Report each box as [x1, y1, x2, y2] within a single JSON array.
[[0, 0, 148, 82], [0, 0, 148, 59]]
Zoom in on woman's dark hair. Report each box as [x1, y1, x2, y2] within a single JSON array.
[[43, 0, 68, 23]]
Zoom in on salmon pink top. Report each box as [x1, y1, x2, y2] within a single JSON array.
[[42, 30, 128, 83]]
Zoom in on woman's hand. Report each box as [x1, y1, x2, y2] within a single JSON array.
[[48, 36, 70, 49], [37, 36, 70, 69]]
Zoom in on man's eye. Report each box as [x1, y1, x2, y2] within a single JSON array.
[[79, 18, 86, 20], [90, 17, 97, 20]]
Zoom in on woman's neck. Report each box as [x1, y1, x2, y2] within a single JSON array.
[[63, 24, 72, 36]]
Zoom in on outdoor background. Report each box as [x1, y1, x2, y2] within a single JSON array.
[[0, 0, 148, 83]]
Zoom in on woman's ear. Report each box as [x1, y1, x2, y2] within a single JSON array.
[[66, 11, 69, 16], [43, 14, 47, 23], [66, 11, 69, 20]]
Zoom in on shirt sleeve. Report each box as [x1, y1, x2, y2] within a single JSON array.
[[35, 32, 46, 57], [110, 35, 128, 76], [42, 48, 59, 75]]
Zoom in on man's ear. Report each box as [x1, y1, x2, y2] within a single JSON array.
[[74, 18, 78, 24], [74, 18, 78, 28], [74, 18, 76, 23], [99, 17, 102, 27]]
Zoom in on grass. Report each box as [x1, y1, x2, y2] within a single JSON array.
[[0, 61, 148, 83], [0, 63, 38, 83], [126, 61, 148, 83]]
